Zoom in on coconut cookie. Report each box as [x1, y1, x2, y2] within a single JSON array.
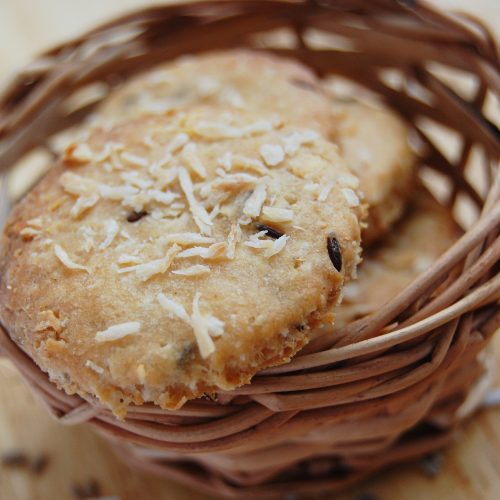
[[330, 100, 416, 244], [96, 50, 333, 134], [335, 188, 461, 327], [0, 107, 364, 416]]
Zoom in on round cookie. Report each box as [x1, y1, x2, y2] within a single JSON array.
[[96, 50, 334, 134], [335, 188, 461, 327], [0, 107, 364, 416], [329, 100, 416, 244]]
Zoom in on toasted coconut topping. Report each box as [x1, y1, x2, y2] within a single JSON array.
[[95, 321, 140, 342], [244, 231, 275, 249], [262, 206, 294, 223], [229, 154, 268, 175], [147, 189, 179, 205], [85, 360, 104, 374], [98, 184, 138, 200], [26, 217, 43, 229], [178, 167, 213, 235], [177, 242, 227, 260], [158, 291, 223, 359], [54, 244, 89, 273], [282, 130, 319, 155], [193, 119, 275, 140], [260, 144, 285, 166], [172, 265, 211, 276], [117, 254, 142, 265], [337, 173, 360, 189], [342, 188, 360, 207], [63, 143, 93, 165], [219, 86, 245, 108], [70, 194, 100, 219], [60, 172, 97, 197], [317, 181, 335, 202], [182, 143, 207, 178], [164, 233, 215, 245], [118, 244, 181, 281], [304, 182, 319, 193], [264, 234, 289, 257], [226, 223, 242, 259], [157, 293, 190, 323], [204, 173, 260, 195], [218, 152, 233, 171], [136, 364, 146, 384], [243, 183, 267, 218], [121, 171, 153, 189], [121, 151, 149, 168], [191, 293, 216, 359], [167, 133, 190, 153], [99, 219, 119, 250]]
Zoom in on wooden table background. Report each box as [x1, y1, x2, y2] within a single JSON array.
[[0, 1, 499, 499]]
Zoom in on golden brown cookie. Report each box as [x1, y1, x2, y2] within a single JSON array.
[[96, 50, 334, 134], [335, 188, 461, 327], [0, 107, 364, 416], [330, 100, 416, 244]]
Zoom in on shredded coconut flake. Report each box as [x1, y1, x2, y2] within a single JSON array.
[[167, 133, 189, 153], [260, 144, 285, 166], [54, 244, 89, 273], [99, 219, 119, 250], [70, 194, 99, 219], [99, 184, 138, 200], [317, 181, 335, 202], [193, 119, 275, 140], [265, 234, 289, 257], [219, 86, 245, 108], [121, 151, 149, 168], [157, 293, 190, 323], [165, 233, 215, 245], [177, 242, 227, 260], [172, 265, 211, 276], [342, 188, 360, 207], [178, 167, 213, 235], [218, 152, 233, 171], [85, 360, 104, 374], [117, 254, 142, 265], [191, 293, 216, 359], [243, 183, 267, 218], [95, 321, 140, 342], [283, 130, 319, 155], [262, 206, 294, 223], [182, 143, 206, 178], [147, 189, 179, 205], [60, 172, 97, 197], [118, 244, 181, 281], [226, 223, 242, 259]]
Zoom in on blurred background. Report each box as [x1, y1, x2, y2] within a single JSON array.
[[0, 1, 498, 499]]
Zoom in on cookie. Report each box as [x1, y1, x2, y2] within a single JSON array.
[[0, 107, 364, 416], [335, 188, 461, 327], [96, 50, 334, 134], [330, 100, 416, 244]]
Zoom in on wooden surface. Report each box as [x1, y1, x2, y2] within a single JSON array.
[[0, 1, 499, 499]]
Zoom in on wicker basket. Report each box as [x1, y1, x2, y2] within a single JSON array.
[[0, 1, 499, 498]]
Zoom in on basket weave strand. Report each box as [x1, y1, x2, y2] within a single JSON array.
[[0, 1, 499, 498]]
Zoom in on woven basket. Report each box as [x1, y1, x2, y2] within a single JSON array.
[[0, 1, 499, 498]]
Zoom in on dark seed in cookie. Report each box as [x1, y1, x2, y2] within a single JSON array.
[[327, 234, 342, 272], [1, 450, 29, 468], [126, 210, 148, 223], [31, 454, 50, 475], [256, 224, 284, 239], [71, 478, 101, 499]]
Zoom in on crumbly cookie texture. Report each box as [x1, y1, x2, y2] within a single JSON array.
[[330, 100, 416, 244], [335, 188, 461, 327], [96, 50, 333, 134], [0, 108, 364, 416]]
